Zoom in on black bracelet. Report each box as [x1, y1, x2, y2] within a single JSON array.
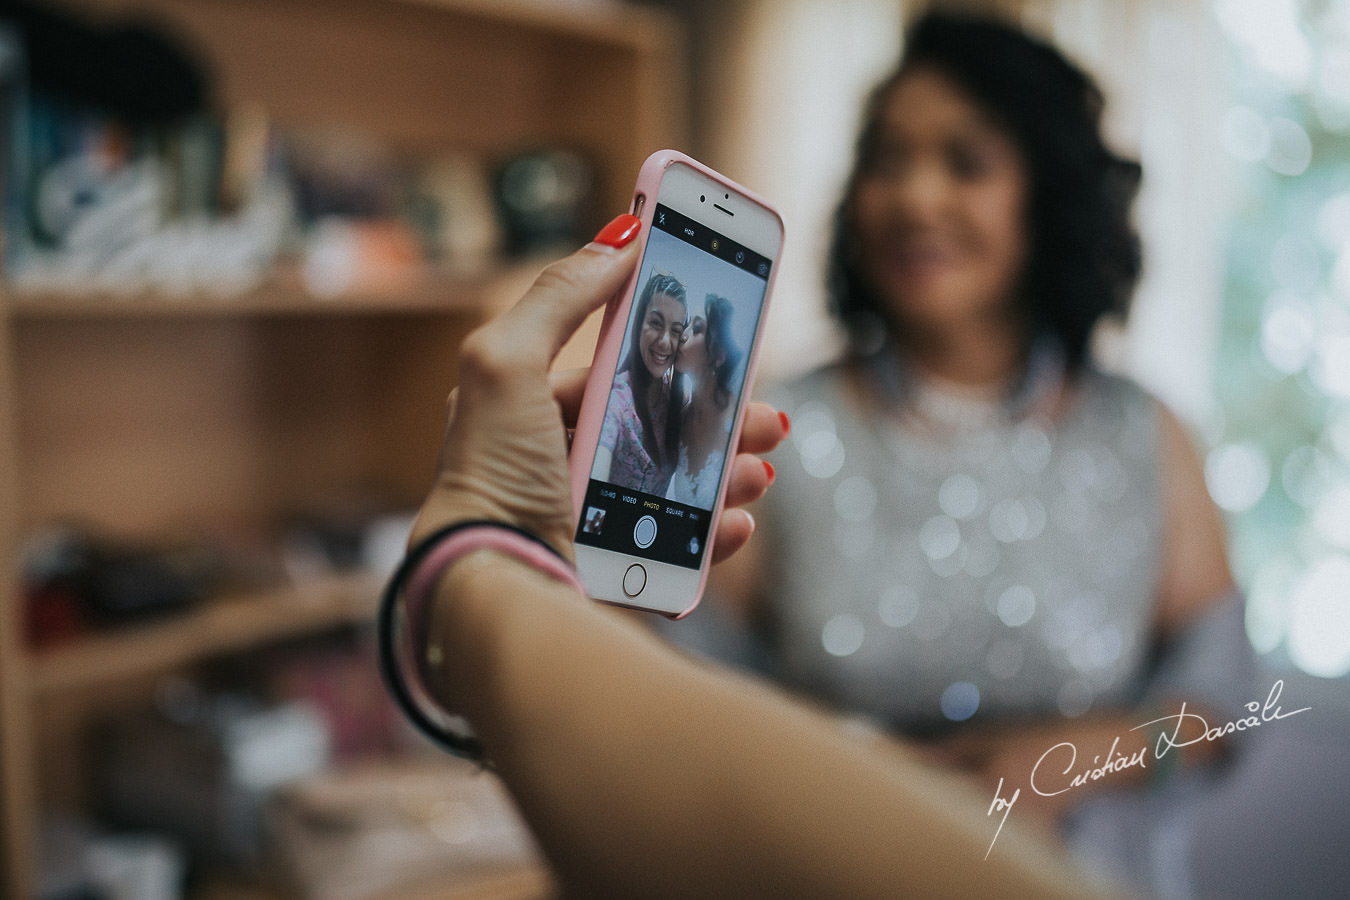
[[376, 519, 580, 762]]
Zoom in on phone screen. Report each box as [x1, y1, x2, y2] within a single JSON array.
[[575, 202, 772, 569]]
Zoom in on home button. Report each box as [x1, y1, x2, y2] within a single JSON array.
[[622, 563, 647, 598]]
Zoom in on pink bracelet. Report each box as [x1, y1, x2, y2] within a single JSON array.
[[405, 525, 588, 669], [377, 520, 587, 760]]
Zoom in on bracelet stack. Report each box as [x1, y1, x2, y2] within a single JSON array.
[[377, 520, 586, 762]]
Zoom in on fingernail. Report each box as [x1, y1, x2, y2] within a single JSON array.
[[777, 410, 791, 437], [763, 460, 775, 485], [592, 214, 642, 249], [744, 510, 756, 534]]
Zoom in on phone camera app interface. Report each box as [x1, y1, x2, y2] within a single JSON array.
[[576, 203, 771, 569]]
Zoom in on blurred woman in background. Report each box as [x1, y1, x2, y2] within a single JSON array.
[[710, 9, 1253, 861]]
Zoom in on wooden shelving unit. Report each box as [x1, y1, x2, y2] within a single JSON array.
[[28, 572, 383, 697], [0, 1, 682, 896]]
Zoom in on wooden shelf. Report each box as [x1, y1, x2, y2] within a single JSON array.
[[2, 257, 554, 321], [29, 571, 384, 697], [0, 0, 681, 895]]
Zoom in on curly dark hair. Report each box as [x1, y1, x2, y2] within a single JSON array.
[[702, 294, 743, 409], [827, 10, 1142, 373]]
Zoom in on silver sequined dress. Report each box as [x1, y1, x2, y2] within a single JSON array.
[[759, 358, 1163, 736]]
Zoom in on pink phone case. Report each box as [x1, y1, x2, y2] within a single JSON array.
[[567, 149, 784, 618]]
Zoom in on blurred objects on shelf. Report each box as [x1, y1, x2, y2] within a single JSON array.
[[0, 3, 530, 304], [88, 644, 464, 891], [260, 631, 407, 764], [21, 526, 211, 646], [413, 152, 503, 273], [21, 501, 414, 651], [1, 60, 293, 298], [39, 818, 185, 900], [0, 0, 294, 298], [358, 511, 419, 582], [280, 501, 416, 584], [493, 147, 596, 255], [96, 681, 332, 872], [1, 0, 208, 125], [300, 217, 423, 299], [3, 96, 523, 301], [269, 758, 540, 900], [285, 127, 403, 225]]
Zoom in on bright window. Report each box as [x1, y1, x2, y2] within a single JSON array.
[[1209, 0, 1350, 677]]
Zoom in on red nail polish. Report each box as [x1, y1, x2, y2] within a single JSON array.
[[763, 460, 776, 484], [778, 411, 791, 437], [593, 214, 642, 248]]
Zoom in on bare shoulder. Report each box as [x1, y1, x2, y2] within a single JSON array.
[[1153, 401, 1236, 636]]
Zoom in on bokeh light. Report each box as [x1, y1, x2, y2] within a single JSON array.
[[1312, 485, 1350, 548], [1286, 556, 1350, 678], [1214, 0, 1350, 680], [1316, 193, 1350, 250], [1215, 0, 1313, 88], [1265, 118, 1313, 176], [1221, 105, 1271, 161], [1260, 292, 1315, 373], [1311, 330, 1350, 399], [1205, 441, 1271, 512]]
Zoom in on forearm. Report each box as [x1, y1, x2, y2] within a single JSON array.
[[428, 553, 1118, 899]]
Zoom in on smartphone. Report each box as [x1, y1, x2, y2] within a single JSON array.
[[568, 150, 784, 617]]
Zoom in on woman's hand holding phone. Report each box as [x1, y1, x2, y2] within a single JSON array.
[[410, 215, 784, 570]]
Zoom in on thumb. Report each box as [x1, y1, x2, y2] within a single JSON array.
[[487, 216, 643, 368]]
